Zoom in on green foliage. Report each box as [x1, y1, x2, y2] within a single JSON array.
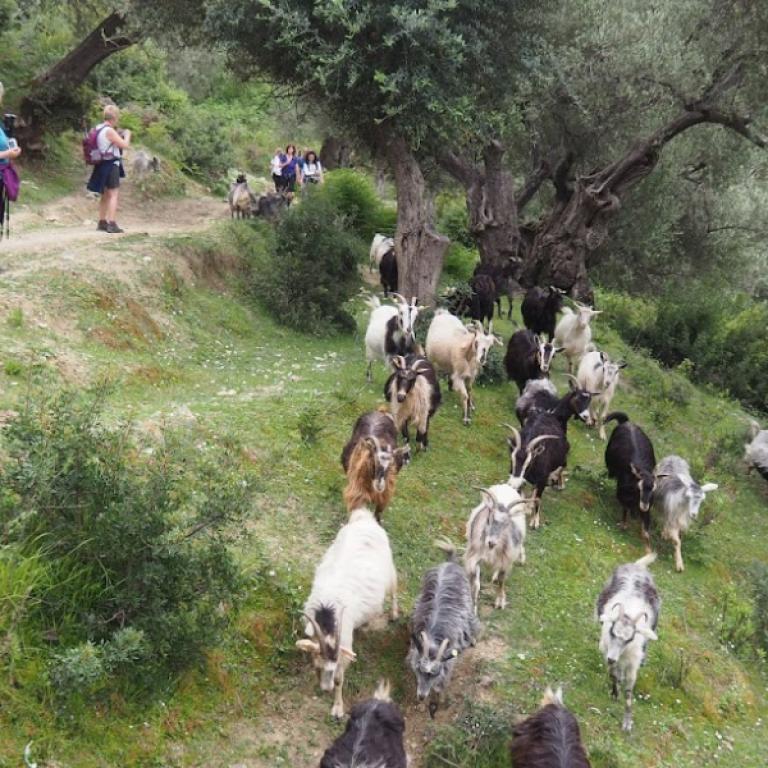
[[437, 194, 474, 248], [166, 104, 236, 181], [320, 170, 381, 241], [751, 562, 768, 656], [3, 359, 23, 377], [297, 404, 323, 446], [246, 194, 362, 334], [425, 701, 512, 767], [0, 388, 252, 695], [601, 286, 768, 412], [476, 344, 506, 386], [6, 307, 23, 328], [443, 244, 479, 283]]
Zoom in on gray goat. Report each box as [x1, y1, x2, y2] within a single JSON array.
[[745, 419, 768, 480], [464, 485, 535, 613], [408, 543, 479, 718], [596, 553, 660, 732], [654, 455, 717, 572]]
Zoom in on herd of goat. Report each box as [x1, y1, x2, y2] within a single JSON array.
[[299, 239, 768, 767]]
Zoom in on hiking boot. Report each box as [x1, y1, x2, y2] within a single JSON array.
[[105, 221, 124, 234], [97, 219, 108, 231]]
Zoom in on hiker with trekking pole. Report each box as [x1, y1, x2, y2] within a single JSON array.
[[0, 80, 22, 241]]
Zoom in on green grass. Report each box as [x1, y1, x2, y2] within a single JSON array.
[[0, 233, 765, 767]]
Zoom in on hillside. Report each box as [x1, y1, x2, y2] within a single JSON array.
[[0, 178, 767, 768]]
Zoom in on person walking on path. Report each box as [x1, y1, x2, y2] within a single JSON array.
[[0, 82, 21, 166], [270, 147, 283, 192], [279, 144, 301, 193], [86, 104, 131, 233], [301, 150, 324, 189]]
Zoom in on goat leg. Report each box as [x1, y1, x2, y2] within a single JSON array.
[[494, 569, 507, 609], [641, 513, 652, 554], [331, 666, 346, 719], [670, 529, 684, 572], [609, 663, 619, 699], [622, 672, 637, 732], [428, 691, 440, 719]]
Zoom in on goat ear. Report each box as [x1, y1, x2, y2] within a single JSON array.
[[617, 361, 628, 369], [340, 646, 357, 661], [411, 632, 423, 652], [610, 602, 624, 621], [533, 334, 540, 346], [296, 639, 320, 654], [636, 625, 658, 641], [701, 482, 719, 493], [630, 463, 642, 480], [554, 346, 565, 353]]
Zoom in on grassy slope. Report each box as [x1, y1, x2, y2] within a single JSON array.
[[0, 226, 766, 768]]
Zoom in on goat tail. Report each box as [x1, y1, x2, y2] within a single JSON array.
[[634, 552, 657, 569], [604, 411, 630, 425], [434, 538, 458, 561], [373, 679, 392, 702]]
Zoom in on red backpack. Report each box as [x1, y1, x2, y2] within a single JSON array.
[[82, 124, 113, 165]]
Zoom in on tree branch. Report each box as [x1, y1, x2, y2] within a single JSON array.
[[515, 160, 550, 211], [439, 150, 480, 188]]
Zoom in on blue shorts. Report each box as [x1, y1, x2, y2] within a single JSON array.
[[87, 161, 125, 194]]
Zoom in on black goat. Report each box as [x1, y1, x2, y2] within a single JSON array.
[[604, 412, 657, 551], [384, 354, 441, 451], [510, 686, 592, 768], [504, 330, 561, 393], [469, 273, 496, 329], [521, 286, 565, 341], [320, 681, 407, 768], [506, 414, 569, 529], [379, 248, 398, 296], [516, 377, 596, 432], [474, 259, 520, 319]]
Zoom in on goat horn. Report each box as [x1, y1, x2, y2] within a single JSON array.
[[472, 486, 496, 506], [507, 498, 537, 510], [633, 611, 648, 626], [420, 631, 429, 659], [565, 374, 580, 387], [303, 611, 326, 651], [335, 607, 344, 650], [391, 292, 406, 305], [526, 434, 559, 452], [501, 424, 522, 452], [437, 637, 450, 661]]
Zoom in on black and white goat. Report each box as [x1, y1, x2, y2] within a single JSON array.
[[340, 410, 411, 520], [604, 412, 657, 552], [297, 507, 398, 719], [510, 687, 592, 768], [408, 543, 479, 718], [576, 350, 627, 440], [654, 455, 718, 572], [506, 418, 568, 529], [515, 376, 596, 431], [596, 553, 660, 732], [521, 286, 565, 341], [425, 310, 502, 425], [384, 354, 441, 451], [464, 485, 534, 612], [369, 233, 395, 272], [504, 330, 562, 393], [364, 293, 422, 382], [745, 420, 768, 480], [319, 681, 407, 768]]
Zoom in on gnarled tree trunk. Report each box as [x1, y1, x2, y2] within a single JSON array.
[[17, 12, 134, 150], [383, 135, 449, 304]]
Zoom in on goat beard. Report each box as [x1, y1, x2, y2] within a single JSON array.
[[343, 442, 396, 513]]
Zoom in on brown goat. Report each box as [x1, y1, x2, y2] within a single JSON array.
[[510, 687, 591, 768], [341, 410, 410, 520]]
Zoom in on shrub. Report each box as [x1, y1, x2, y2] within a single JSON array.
[[437, 193, 474, 248], [476, 344, 506, 386], [751, 561, 768, 656], [167, 104, 235, 181], [0, 388, 252, 694], [320, 169, 381, 241], [247, 194, 362, 334], [443, 243, 478, 283]]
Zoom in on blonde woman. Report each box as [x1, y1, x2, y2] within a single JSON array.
[[0, 81, 22, 165], [86, 104, 131, 233]]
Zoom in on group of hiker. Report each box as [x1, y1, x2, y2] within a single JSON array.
[[270, 145, 324, 193]]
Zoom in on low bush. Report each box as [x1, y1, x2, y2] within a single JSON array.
[[320, 169, 382, 241], [0, 388, 252, 698], [600, 286, 768, 412], [437, 193, 474, 248], [247, 194, 362, 334], [443, 243, 479, 283], [751, 562, 768, 657]]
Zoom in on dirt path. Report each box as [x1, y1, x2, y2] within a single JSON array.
[[0, 184, 225, 276]]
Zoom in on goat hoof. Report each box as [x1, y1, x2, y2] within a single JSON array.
[[675, 563, 684, 573], [463, 419, 471, 426], [621, 718, 633, 733], [494, 597, 506, 609], [331, 704, 345, 720], [428, 701, 439, 719]]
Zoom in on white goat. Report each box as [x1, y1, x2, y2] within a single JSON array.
[[369, 233, 395, 271], [745, 420, 768, 480], [554, 304, 601, 373], [576, 350, 626, 439], [425, 310, 502, 425], [654, 455, 718, 572], [296, 506, 398, 719], [228, 174, 252, 219], [596, 553, 660, 732], [464, 485, 534, 612], [364, 293, 422, 382]]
